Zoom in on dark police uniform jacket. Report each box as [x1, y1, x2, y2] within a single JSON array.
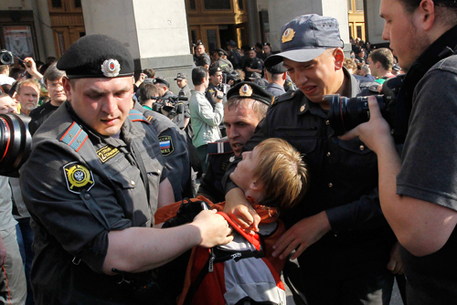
[[20, 101, 168, 304], [226, 70, 395, 281], [198, 139, 234, 203], [135, 102, 192, 200]]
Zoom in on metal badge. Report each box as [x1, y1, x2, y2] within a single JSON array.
[[239, 84, 253, 97], [282, 28, 296, 44], [101, 59, 121, 77]]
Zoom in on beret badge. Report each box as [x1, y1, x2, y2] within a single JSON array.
[[282, 28, 296, 44], [101, 59, 121, 77], [239, 84, 253, 97]]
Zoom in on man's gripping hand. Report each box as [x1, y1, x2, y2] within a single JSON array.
[[191, 210, 234, 248]]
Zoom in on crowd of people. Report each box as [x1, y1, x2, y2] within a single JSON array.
[[0, 0, 456, 304]]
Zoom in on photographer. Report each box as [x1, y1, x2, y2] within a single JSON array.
[[222, 14, 399, 305], [341, 0, 457, 303]]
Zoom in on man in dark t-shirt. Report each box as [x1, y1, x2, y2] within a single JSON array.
[[29, 63, 66, 135]]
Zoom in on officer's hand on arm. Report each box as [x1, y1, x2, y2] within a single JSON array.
[[223, 187, 260, 233], [387, 242, 404, 274], [272, 211, 331, 260], [0, 235, 7, 267], [103, 210, 232, 275], [23, 57, 43, 81]]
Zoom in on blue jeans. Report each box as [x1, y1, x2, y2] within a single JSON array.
[[16, 218, 34, 305]]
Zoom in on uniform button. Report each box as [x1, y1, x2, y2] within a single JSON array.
[[325, 120, 330, 125], [326, 152, 331, 157], [334, 233, 338, 237], [328, 183, 333, 188], [359, 145, 365, 151], [130, 180, 136, 186], [84, 194, 90, 200]]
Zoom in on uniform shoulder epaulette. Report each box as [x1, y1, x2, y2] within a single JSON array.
[[207, 141, 233, 155], [271, 90, 297, 107], [60, 121, 88, 152], [128, 109, 151, 124]]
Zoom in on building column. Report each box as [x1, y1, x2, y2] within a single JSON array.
[[267, 0, 351, 54], [81, 0, 194, 93]]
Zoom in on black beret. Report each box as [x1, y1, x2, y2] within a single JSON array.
[[226, 40, 237, 47], [209, 66, 222, 76], [227, 82, 274, 106], [57, 34, 134, 79], [153, 77, 170, 88], [264, 56, 287, 74]]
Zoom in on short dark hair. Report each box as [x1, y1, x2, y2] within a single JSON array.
[[139, 83, 159, 103], [368, 48, 394, 71], [192, 66, 207, 86], [43, 63, 66, 85], [399, 0, 457, 15], [143, 68, 155, 78]]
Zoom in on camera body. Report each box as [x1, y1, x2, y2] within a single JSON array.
[[152, 95, 188, 119], [0, 50, 15, 65], [325, 75, 406, 143]]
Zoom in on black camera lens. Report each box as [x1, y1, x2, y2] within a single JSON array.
[[0, 51, 14, 65], [326, 94, 386, 136], [0, 114, 32, 177]]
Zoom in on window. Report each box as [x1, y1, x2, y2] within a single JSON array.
[[347, 0, 353, 11], [238, 0, 244, 10], [355, 0, 364, 11], [74, 0, 81, 8], [204, 0, 231, 10], [356, 25, 362, 40], [188, 0, 196, 10], [52, 0, 63, 8]]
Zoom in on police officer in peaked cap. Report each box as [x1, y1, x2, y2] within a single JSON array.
[[222, 14, 397, 305]]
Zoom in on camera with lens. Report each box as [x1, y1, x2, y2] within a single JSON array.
[[325, 75, 406, 143], [0, 114, 32, 177], [0, 50, 15, 65], [153, 95, 188, 119]]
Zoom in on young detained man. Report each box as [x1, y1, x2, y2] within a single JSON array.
[[156, 138, 309, 305]]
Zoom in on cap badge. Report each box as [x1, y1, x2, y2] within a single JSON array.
[[282, 28, 296, 44], [239, 84, 253, 97], [101, 59, 121, 77]]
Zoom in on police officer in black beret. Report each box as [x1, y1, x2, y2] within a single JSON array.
[[263, 57, 288, 96], [19, 34, 232, 304], [223, 14, 397, 305], [197, 82, 272, 203]]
